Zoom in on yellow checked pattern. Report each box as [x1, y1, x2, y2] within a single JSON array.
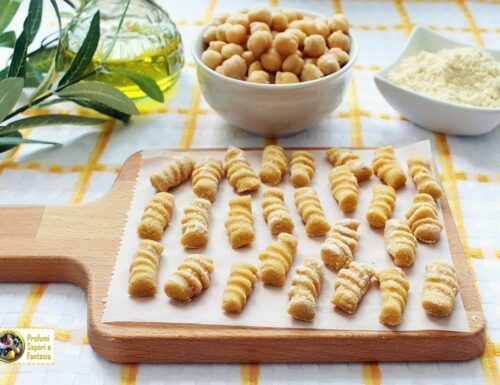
[[0, 0, 499, 384]]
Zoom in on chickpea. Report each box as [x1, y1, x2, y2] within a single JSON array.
[[282, 53, 304, 75], [216, 23, 230, 42], [271, 12, 288, 32], [317, 54, 340, 75], [300, 63, 324, 82], [227, 13, 250, 31], [327, 30, 350, 52], [250, 21, 271, 34], [215, 65, 224, 74], [201, 50, 224, 70], [226, 24, 247, 45], [329, 13, 349, 33], [283, 9, 302, 23], [248, 60, 264, 75], [242, 50, 256, 66], [203, 26, 217, 43], [222, 55, 247, 79], [304, 35, 327, 57], [208, 41, 226, 52], [298, 19, 317, 36], [247, 30, 273, 56], [304, 57, 318, 66], [285, 28, 307, 47], [274, 32, 299, 56], [221, 43, 244, 59], [261, 48, 283, 72], [288, 20, 302, 30], [247, 70, 270, 84], [328, 47, 350, 66], [275, 71, 300, 84], [248, 6, 273, 26], [213, 12, 229, 26], [239, 8, 249, 14], [315, 20, 330, 38]]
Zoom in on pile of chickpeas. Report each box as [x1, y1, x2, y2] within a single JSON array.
[[200, 6, 351, 84]]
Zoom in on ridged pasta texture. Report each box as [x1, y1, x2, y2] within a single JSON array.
[[259, 145, 288, 185], [224, 195, 255, 248], [331, 262, 375, 314], [181, 198, 211, 249], [150, 155, 195, 192], [422, 260, 458, 317], [222, 262, 258, 314], [372, 146, 406, 190], [192, 156, 224, 202], [258, 233, 298, 287], [328, 165, 359, 213], [384, 219, 417, 267], [294, 187, 330, 237], [261, 187, 294, 235], [325, 148, 372, 182], [407, 156, 443, 200], [366, 184, 396, 228], [405, 193, 443, 243], [321, 219, 360, 271], [223, 146, 260, 193], [164, 254, 214, 302], [288, 258, 325, 321], [290, 150, 315, 187], [378, 267, 410, 326], [137, 192, 175, 241], [128, 240, 164, 297]]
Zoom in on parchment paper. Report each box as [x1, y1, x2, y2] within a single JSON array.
[[102, 141, 470, 332]]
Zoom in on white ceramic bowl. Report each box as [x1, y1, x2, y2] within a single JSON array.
[[374, 26, 500, 136], [192, 10, 358, 137]]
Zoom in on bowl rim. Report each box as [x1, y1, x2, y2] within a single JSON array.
[[191, 7, 359, 90], [374, 25, 500, 113]]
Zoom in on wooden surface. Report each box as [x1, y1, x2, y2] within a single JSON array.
[[0, 148, 485, 363]]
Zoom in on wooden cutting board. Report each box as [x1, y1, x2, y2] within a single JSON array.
[[0, 148, 485, 363]]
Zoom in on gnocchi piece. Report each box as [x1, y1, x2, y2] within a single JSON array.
[[262, 187, 294, 235], [331, 262, 375, 314], [372, 146, 407, 190], [405, 193, 443, 243], [137, 192, 175, 241], [128, 240, 164, 297], [384, 219, 417, 267], [164, 254, 214, 302], [422, 261, 459, 317], [378, 267, 410, 326], [288, 258, 325, 321], [258, 233, 298, 286], [366, 184, 396, 228], [325, 148, 372, 182], [259, 144, 288, 185], [222, 262, 258, 314], [225, 195, 255, 248], [150, 155, 195, 192], [328, 165, 359, 213], [320, 218, 360, 271], [223, 146, 260, 193], [407, 156, 443, 200], [192, 156, 224, 202], [290, 150, 315, 187], [294, 187, 331, 237], [181, 198, 211, 249]]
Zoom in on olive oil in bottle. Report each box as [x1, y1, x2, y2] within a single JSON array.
[[64, 0, 184, 100]]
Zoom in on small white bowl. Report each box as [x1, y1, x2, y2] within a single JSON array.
[[374, 26, 500, 136], [192, 10, 358, 137]]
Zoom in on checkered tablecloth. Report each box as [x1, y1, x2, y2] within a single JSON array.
[[0, 0, 499, 384]]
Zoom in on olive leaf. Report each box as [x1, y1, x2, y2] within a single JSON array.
[[0, 0, 22, 33], [0, 77, 24, 122], [8, 0, 43, 78], [58, 11, 100, 87], [112, 69, 164, 103], [0, 31, 16, 48], [58, 81, 139, 115], [0, 131, 60, 153]]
